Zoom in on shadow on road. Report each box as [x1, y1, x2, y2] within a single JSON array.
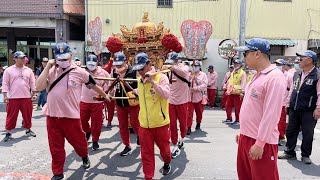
[[62, 129, 189, 180], [0, 135, 31, 147], [287, 159, 320, 177]]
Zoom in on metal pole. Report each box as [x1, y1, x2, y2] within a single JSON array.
[[239, 0, 247, 60], [85, 0, 88, 58]]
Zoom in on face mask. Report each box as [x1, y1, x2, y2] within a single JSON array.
[[57, 60, 70, 69], [294, 64, 300, 69], [250, 70, 256, 74], [86, 61, 97, 71], [276, 66, 282, 71], [116, 65, 126, 74], [193, 66, 200, 72]]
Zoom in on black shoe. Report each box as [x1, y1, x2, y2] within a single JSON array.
[[120, 146, 132, 156], [301, 156, 312, 164], [106, 122, 112, 128], [195, 123, 201, 130], [178, 141, 184, 149], [86, 132, 91, 142], [186, 128, 191, 135], [278, 153, 297, 160], [137, 136, 140, 146], [162, 162, 171, 175], [92, 142, 99, 151], [26, 129, 36, 137], [129, 128, 135, 134], [82, 156, 90, 169], [51, 174, 64, 180], [3, 133, 12, 142]]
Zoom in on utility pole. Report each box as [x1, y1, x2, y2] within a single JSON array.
[[85, 0, 88, 53], [239, 0, 247, 60]]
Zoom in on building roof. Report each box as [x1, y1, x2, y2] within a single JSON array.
[[245, 39, 296, 47], [63, 0, 85, 16]]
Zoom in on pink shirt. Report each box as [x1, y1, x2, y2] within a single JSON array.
[[43, 64, 92, 119], [81, 66, 110, 103], [222, 71, 231, 90], [140, 71, 170, 99], [2, 65, 36, 99], [190, 71, 208, 103], [169, 64, 190, 105], [207, 71, 218, 90], [288, 68, 297, 75], [239, 65, 287, 148]]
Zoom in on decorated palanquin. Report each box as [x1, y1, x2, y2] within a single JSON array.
[[112, 12, 171, 69]]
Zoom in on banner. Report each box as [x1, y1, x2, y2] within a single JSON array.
[[180, 20, 212, 60], [88, 17, 103, 55]]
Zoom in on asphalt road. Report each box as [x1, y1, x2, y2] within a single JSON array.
[[0, 104, 320, 180]]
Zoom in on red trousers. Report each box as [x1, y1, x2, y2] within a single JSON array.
[[226, 95, 242, 121], [139, 125, 171, 179], [237, 135, 279, 180], [47, 117, 88, 175], [278, 106, 287, 139], [169, 103, 188, 145], [105, 100, 115, 122], [221, 90, 227, 108], [5, 98, 33, 131], [187, 101, 204, 128], [116, 105, 140, 146], [80, 102, 104, 142], [207, 89, 216, 107]]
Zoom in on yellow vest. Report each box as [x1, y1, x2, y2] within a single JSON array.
[[228, 68, 245, 87], [138, 74, 170, 128], [246, 72, 253, 84]]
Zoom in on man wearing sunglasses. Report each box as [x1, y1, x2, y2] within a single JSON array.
[[36, 43, 110, 180], [223, 58, 246, 125], [235, 38, 287, 180], [279, 50, 320, 164], [2, 51, 37, 142]]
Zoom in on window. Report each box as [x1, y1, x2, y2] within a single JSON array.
[[0, 39, 8, 67], [157, 0, 173, 8], [264, 0, 291, 2], [270, 45, 285, 62]]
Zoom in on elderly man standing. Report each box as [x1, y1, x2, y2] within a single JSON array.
[[133, 52, 172, 180], [279, 50, 320, 164], [2, 51, 37, 141], [223, 59, 246, 125], [207, 65, 218, 108], [36, 43, 109, 180], [236, 38, 286, 180]]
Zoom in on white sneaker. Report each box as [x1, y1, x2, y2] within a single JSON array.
[[171, 146, 180, 159]]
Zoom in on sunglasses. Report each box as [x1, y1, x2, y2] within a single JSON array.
[[57, 59, 69, 62], [243, 50, 258, 58], [138, 68, 145, 72]]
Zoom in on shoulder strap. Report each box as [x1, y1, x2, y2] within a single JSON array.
[[48, 68, 75, 93], [172, 71, 190, 87]]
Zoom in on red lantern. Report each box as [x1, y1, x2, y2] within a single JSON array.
[[162, 34, 182, 53], [106, 37, 123, 54]]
